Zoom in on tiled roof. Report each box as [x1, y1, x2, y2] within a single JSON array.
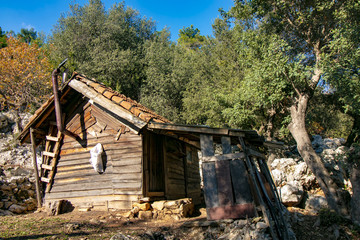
[[73, 73, 170, 124], [19, 72, 171, 142]]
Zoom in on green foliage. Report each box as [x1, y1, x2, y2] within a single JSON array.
[[140, 29, 182, 122], [0, 27, 6, 48], [178, 25, 205, 49], [50, 0, 156, 100], [306, 93, 353, 139], [17, 28, 37, 44]]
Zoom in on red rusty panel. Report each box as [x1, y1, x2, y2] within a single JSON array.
[[207, 203, 256, 220], [215, 160, 234, 206]]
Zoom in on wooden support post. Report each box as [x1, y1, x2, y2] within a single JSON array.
[[30, 128, 42, 208]]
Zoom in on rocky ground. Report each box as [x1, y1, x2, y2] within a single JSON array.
[[1, 111, 360, 239]]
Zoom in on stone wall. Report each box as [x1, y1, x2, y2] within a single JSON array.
[[0, 111, 39, 215]]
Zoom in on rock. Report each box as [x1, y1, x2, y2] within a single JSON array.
[[305, 195, 328, 213], [151, 201, 166, 211], [132, 202, 150, 211], [256, 222, 268, 230], [64, 223, 81, 233], [138, 210, 153, 220], [110, 233, 133, 240], [279, 181, 304, 207], [9, 204, 27, 213], [24, 198, 38, 211], [179, 201, 194, 217], [271, 169, 284, 186], [46, 200, 74, 215], [0, 209, 14, 216]]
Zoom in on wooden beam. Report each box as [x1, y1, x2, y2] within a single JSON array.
[[30, 128, 42, 208], [202, 152, 246, 162], [69, 79, 146, 134], [149, 122, 230, 136]]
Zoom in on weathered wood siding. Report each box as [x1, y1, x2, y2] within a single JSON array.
[[45, 100, 143, 210], [163, 136, 201, 204]]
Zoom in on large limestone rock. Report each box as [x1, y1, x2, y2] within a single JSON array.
[[279, 181, 304, 207]]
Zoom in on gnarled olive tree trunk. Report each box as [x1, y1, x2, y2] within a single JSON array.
[[288, 93, 347, 215]]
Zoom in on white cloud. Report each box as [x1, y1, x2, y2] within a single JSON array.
[[21, 23, 35, 30]]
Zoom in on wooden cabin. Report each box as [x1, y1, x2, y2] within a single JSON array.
[[19, 72, 287, 238], [19, 72, 203, 211]]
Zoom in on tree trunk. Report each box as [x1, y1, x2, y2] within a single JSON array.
[[288, 93, 347, 214], [346, 115, 360, 147], [350, 165, 360, 225]]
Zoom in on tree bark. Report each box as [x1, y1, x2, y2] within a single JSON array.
[[288, 93, 347, 214], [346, 115, 360, 147], [350, 165, 360, 225]]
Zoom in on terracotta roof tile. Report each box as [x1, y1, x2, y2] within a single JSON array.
[[96, 86, 107, 94], [74, 73, 170, 124], [120, 100, 133, 110], [112, 95, 123, 104], [130, 107, 142, 117], [103, 90, 115, 99]]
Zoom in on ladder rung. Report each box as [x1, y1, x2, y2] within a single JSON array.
[[41, 177, 50, 183], [46, 135, 59, 142], [43, 151, 56, 158], [41, 164, 54, 171]]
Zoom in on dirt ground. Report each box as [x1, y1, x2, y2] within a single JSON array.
[[0, 207, 359, 240]]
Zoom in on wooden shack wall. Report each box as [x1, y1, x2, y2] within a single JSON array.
[[45, 100, 143, 210], [163, 136, 201, 205]]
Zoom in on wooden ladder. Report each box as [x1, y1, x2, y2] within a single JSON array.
[[40, 122, 63, 193]]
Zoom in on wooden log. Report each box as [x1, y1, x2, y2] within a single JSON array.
[[30, 128, 42, 208]]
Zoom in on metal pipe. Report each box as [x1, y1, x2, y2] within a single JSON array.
[[51, 68, 63, 132]]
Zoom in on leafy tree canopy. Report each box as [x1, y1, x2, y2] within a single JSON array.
[[0, 27, 7, 48], [49, 0, 156, 100], [0, 36, 52, 112], [178, 25, 205, 49]]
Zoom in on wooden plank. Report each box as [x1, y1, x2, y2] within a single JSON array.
[[207, 204, 255, 220], [230, 159, 254, 204], [45, 194, 141, 202], [202, 152, 246, 162], [68, 79, 147, 133], [46, 135, 59, 142], [215, 160, 234, 206], [148, 122, 229, 136], [112, 165, 142, 174], [41, 164, 54, 171], [202, 162, 219, 208], [43, 151, 56, 158], [41, 177, 50, 183], [112, 158, 141, 167], [62, 135, 141, 149], [50, 182, 113, 193], [111, 182, 142, 190], [46, 188, 115, 198], [91, 104, 124, 131], [200, 134, 214, 157]]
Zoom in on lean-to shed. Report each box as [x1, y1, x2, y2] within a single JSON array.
[[19, 72, 205, 210]]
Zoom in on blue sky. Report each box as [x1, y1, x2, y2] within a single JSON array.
[[0, 0, 234, 42]]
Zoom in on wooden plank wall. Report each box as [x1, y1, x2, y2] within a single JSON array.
[[163, 136, 201, 204], [185, 145, 202, 205], [45, 101, 143, 210]]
